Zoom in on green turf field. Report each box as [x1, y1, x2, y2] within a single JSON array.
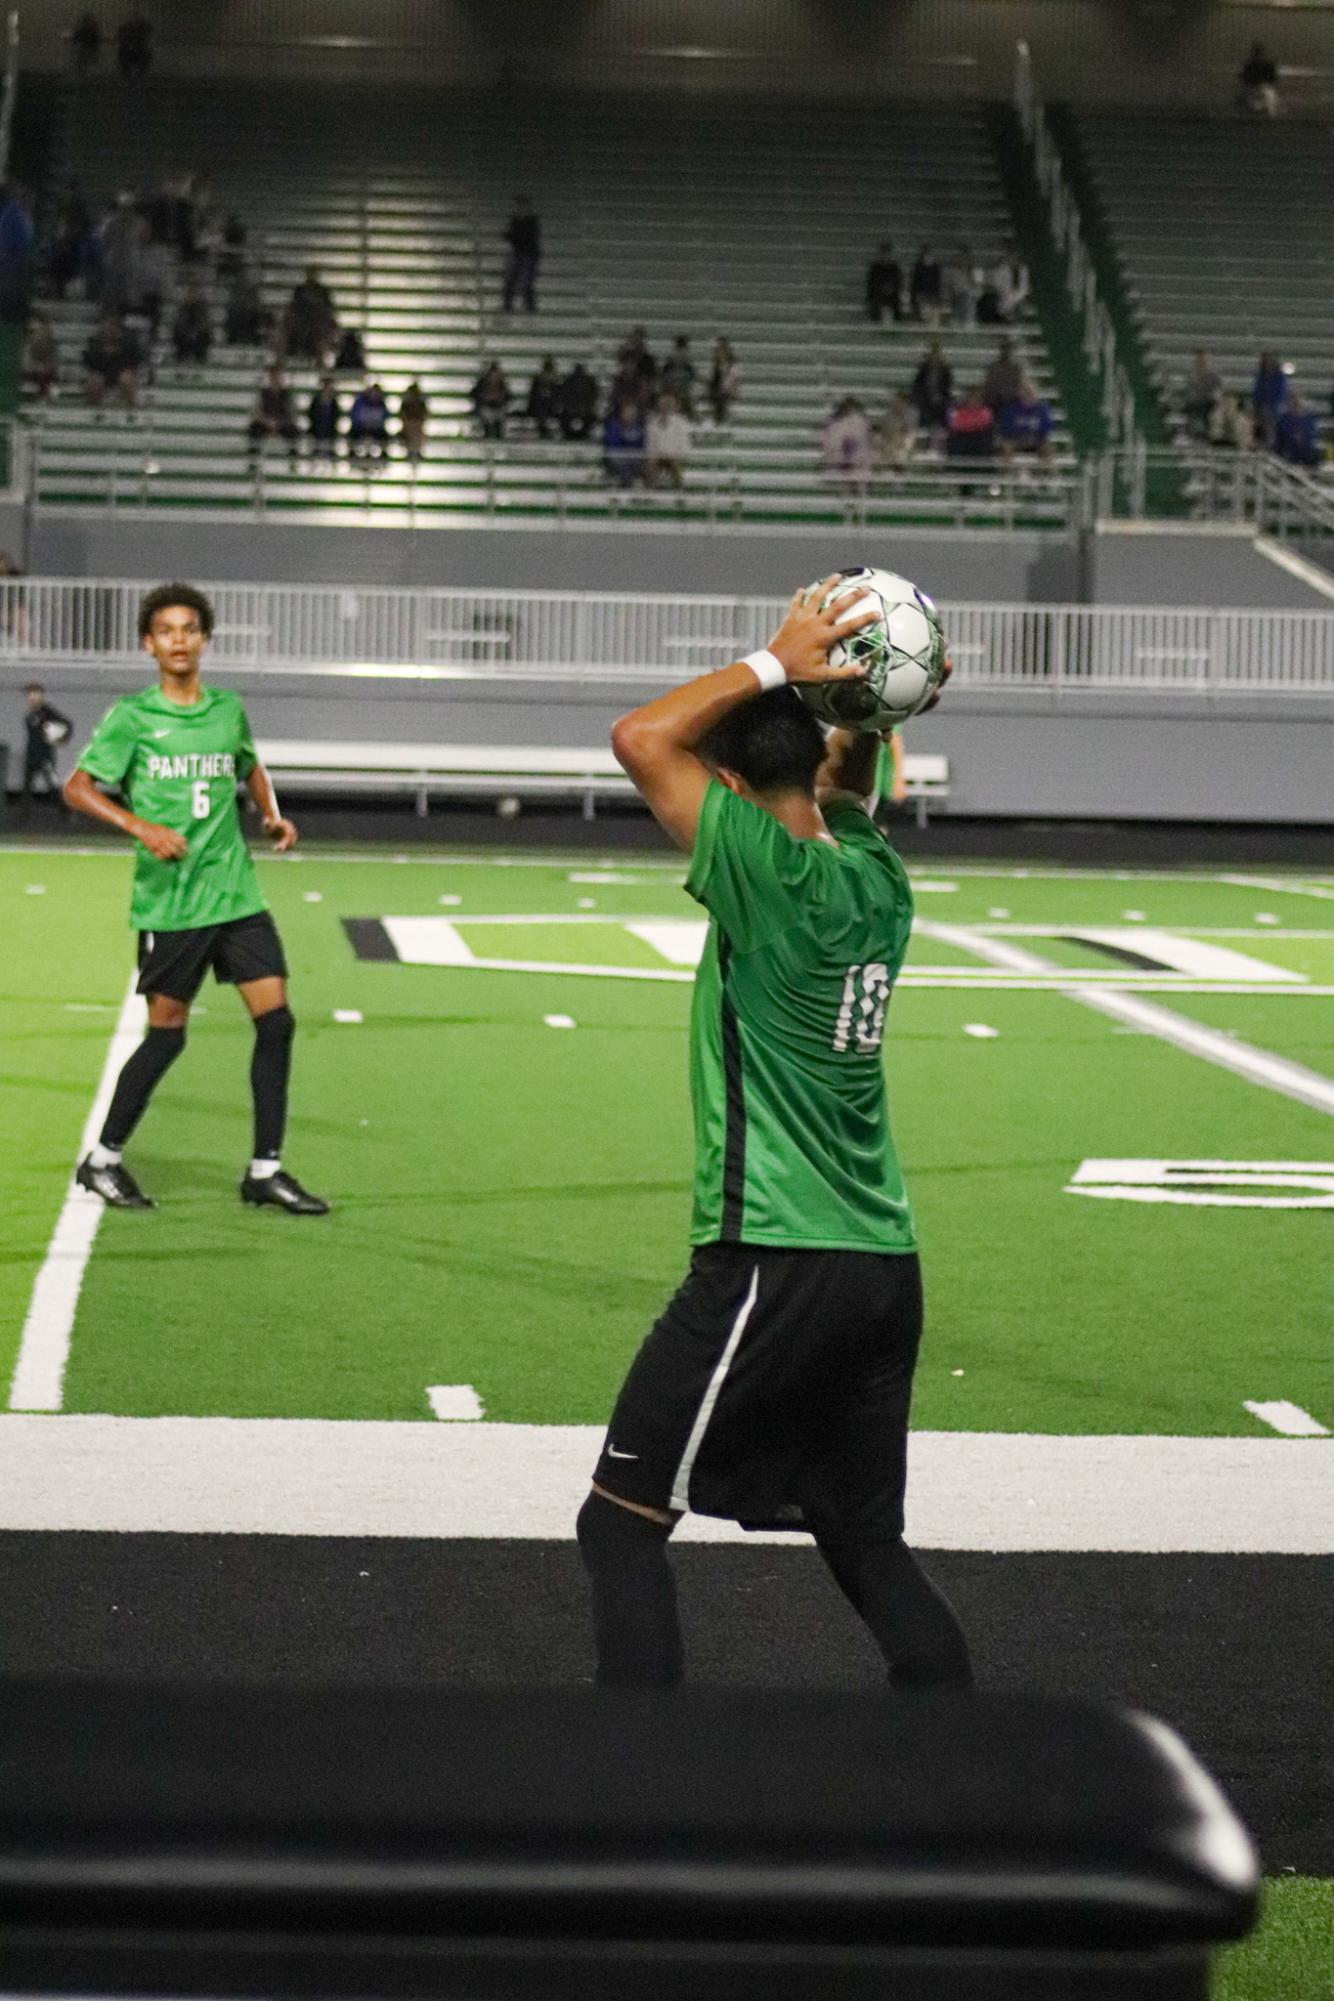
[[2, 845, 1332, 1432]]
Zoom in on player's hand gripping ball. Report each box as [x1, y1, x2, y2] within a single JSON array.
[[795, 566, 946, 731]]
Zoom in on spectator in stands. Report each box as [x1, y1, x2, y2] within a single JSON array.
[[306, 375, 342, 460], [1208, 391, 1252, 451], [71, 12, 102, 70], [116, 9, 151, 77], [618, 327, 657, 389], [1181, 350, 1222, 441], [608, 353, 649, 419], [98, 191, 144, 313], [874, 389, 919, 470], [171, 281, 211, 365], [944, 246, 982, 328], [603, 395, 646, 488], [821, 395, 872, 492], [471, 360, 511, 440], [1238, 42, 1280, 116], [1000, 378, 1053, 462], [707, 337, 740, 424], [223, 266, 270, 346], [909, 339, 952, 435], [989, 246, 1031, 324], [216, 211, 247, 279], [502, 195, 541, 312], [865, 242, 903, 323], [48, 181, 91, 298], [1251, 352, 1288, 447], [659, 335, 697, 418], [557, 360, 598, 439], [0, 182, 35, 323], [349, 382, 390, 463], [526, 355, 562, 439], [1276, 395, 1320, 467], [910, 245, 943, 324], [333, 325, 366, 372], [284, 267, 337, 363], [946, 386, 996, 462], [24, 313, 58, 399], [398, 379, 428, 461], [646, 391, 691, 490], [246, 363, 300, 466], [982, 336, 1024, 417], [82, 312, 143, 407]]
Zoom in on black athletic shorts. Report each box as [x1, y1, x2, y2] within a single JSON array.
[[592, 1242, 924, 1539], [136, 910, 287, 1002]]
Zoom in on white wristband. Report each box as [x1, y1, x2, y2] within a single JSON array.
[[744, 648, 787, 693]]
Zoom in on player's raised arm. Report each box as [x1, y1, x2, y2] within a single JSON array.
[[610, 576, 876, 850], [64, 766, 187, 860]]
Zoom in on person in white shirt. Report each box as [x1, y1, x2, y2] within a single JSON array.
[[646, 392, 692, 489]]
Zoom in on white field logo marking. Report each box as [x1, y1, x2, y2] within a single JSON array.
[[1067, 1159, 1334, 1209]]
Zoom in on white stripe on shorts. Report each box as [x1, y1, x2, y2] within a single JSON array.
[[669, 1262, 760, 1514]]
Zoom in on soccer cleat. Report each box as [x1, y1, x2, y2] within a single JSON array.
[[240, 1169, 330, 1216], [75, 1156, 155, 1209]]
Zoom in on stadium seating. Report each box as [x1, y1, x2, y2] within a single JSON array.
[[28, 80, 1078, 526], [1075, 111, 1334, 432]]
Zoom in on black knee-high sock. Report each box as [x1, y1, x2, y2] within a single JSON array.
[[576, 1490, 683, 1689], [250, 1005, 294, 1160], [817, 1533, 973, 1690], [100, 1026, 186, 1149]]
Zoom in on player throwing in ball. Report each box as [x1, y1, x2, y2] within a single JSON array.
[[577, 577, 968, 1688], [63, 582, 328, 1215]]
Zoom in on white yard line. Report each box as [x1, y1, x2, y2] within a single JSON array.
[[7, 973, 144, 1413], [1243, 1400, 1330, 1438], [915, 922, 1334, 1118], [1221, 875, 1334, 905], [0, 1415, 1324, 1550]]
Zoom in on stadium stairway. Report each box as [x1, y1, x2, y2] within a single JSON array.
[[24, 78, 1082, 530]]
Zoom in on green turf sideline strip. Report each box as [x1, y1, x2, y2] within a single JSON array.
[[0, 1418, 1325, 1548], [919, 923, 1334, 1119], [7, 973, 144, 1415]]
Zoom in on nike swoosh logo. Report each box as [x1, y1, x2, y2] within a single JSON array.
[[607, 1446, 639, 1460], [151, 729, 172, 739]]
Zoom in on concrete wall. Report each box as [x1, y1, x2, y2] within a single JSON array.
[[1090, 527, 1334, 611], [5, 658, 1330, 826], [27, 516, 1083, 604]]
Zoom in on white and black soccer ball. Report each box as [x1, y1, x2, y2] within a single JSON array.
[[796, 566, 945, 732]]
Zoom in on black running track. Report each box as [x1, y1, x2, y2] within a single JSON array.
[[1, 1537, 1327, 1874]]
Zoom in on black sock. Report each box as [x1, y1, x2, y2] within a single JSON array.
[[576, 1490, 683, 1689], [100, 1026, 186, 1149], [250, 1005, 294, 1161], [817, 1533, 974, 1690]]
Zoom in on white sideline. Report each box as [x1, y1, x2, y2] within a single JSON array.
[[7, 974, 144, 1413], [0, 1417, 1325, 1550]]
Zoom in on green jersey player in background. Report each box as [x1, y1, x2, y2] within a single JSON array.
[[577, 577, 969, 1690], [63, 582, 328, 1215]]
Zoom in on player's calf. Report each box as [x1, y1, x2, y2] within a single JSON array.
[[576, 1488, 684, 1689], [241, 1004, 329, 1215]]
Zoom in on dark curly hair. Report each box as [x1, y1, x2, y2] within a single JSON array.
[[137, 582, 215, 641], [699, 687, 826, 796]]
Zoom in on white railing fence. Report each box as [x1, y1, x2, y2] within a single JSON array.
[[1013, 41, 1135, 450], [0, 579, 1330, 696]]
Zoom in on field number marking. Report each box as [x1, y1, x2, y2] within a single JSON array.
[[1067, 1159, 1334, 1209]]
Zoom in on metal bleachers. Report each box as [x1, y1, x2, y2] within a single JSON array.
[[27, 80, 1079, 527], [1077, 110, 1334, 433]]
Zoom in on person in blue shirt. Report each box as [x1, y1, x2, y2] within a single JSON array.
[[1276, 396, 1320, 468], [1251, 353, 1289, 448], [603, 397, 646, 488], [349, 382, 389, 463], [999, 380, 1053, 462]]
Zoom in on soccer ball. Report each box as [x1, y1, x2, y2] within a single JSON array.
[[795, 566, 945, 731]]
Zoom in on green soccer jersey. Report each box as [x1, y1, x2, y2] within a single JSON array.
[[684, 782, 916, 1254], [78, 684, 266, 932]]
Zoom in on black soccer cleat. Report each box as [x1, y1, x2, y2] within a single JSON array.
[[76, 1156, 155, 1209], [240, 1169, 330, 1216]]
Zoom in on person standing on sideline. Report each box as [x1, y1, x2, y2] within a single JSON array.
[[576, 579, 968, 1692], [502, 195, 541, 312], [63, 582, 328, 1215], [21, 683, 72, 812]]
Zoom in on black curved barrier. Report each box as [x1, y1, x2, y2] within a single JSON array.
[[0, 1684, 1257, 1999]]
